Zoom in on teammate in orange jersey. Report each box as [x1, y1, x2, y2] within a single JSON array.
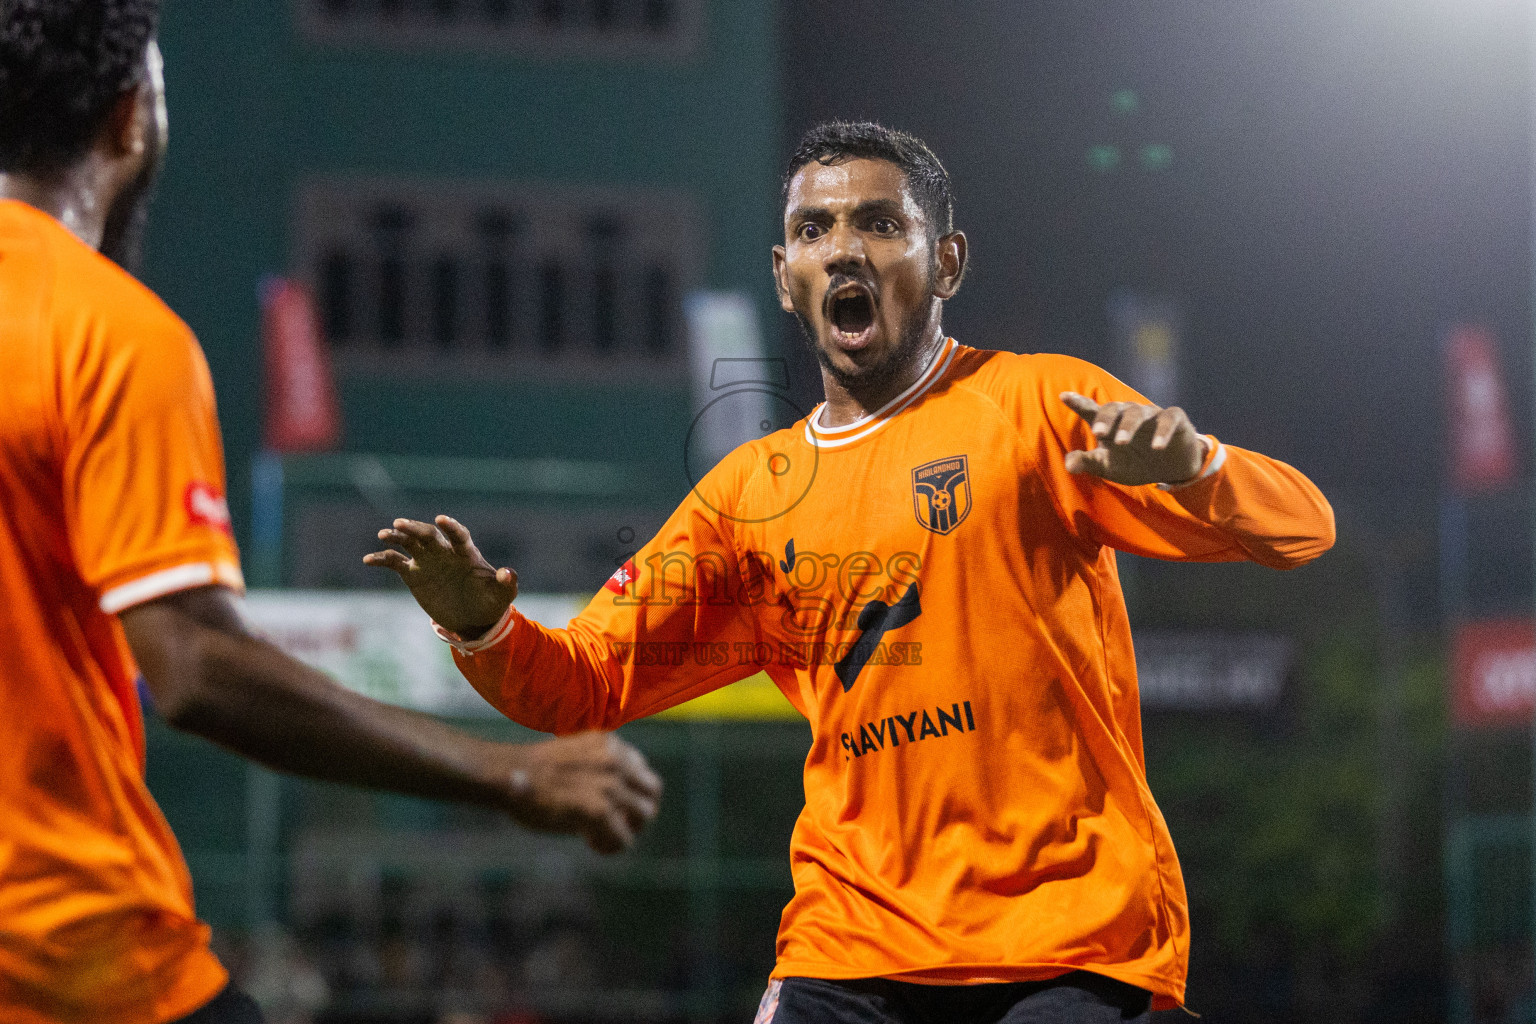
[[368, 122, 1334, 1023], [0, 5, 661, 1023]]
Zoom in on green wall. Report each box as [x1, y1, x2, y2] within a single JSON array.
[[143, 0, 781, 541]]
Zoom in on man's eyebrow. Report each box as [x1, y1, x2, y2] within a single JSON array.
[[787, 204, 832, 222], [787, 198, 907, 222], [851, 198, 907, 219]]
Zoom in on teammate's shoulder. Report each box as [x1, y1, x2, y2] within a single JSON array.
[[16, 204, 194, 347], [61, 248, 190, 342]]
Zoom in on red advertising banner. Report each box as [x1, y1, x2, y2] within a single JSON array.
[[1445, 325, 1517, 492], [1451, 618, 1536, 727], [262, 277, 340, 453]]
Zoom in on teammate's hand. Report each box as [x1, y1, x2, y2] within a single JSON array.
[[491, 732, 663, 854], [363, 515, 517, 638], [1060, 392, 1209, 486]]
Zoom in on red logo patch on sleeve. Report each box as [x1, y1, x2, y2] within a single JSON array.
[[184, 482, 233, 536], [604, 558, 637, 595]]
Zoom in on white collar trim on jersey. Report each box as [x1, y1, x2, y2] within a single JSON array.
[[805, 337, 960, 449]]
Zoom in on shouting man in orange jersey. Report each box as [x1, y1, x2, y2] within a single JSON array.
[[0, 5, 661, 1023], [368, 122, 1335, 1022]]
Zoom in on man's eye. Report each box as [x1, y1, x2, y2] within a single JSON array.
[[872, 219, 897, 234], [798, 223, 824, 241]]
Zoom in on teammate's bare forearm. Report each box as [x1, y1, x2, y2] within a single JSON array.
[[121, 586, 660, 853]]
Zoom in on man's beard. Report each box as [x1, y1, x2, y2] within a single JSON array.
[[99, 157, 159, 275], [796, 291, 939, 399]]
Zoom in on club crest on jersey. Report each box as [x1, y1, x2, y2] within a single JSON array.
[[911, 455, 971, 535]]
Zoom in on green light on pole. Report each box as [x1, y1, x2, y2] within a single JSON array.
[[1112, 89, 1140, 116], [1087, 145, 1122, 173], [1139, 143, 1174, 171]]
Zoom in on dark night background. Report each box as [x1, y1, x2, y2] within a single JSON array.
[[781, 0, 1530, 512]]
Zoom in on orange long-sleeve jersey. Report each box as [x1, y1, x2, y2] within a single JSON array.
[[443, 340, 1334, 1009]]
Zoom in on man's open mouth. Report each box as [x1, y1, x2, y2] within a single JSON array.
[[827, 282, 877, 347]]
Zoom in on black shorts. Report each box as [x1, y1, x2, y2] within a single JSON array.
[[169, 985, 265, 1024], [754, 972, 1153, 1024]]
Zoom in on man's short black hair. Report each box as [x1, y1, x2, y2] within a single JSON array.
[[0, 0, 160, 176], [783, 121, 954, 236]]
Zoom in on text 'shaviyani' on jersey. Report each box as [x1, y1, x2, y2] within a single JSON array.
[[441, 338, 1335, 1010]]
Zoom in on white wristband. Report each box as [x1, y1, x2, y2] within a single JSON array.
[[433, 603, 519, 655], [1158, 436, 1226, 491]]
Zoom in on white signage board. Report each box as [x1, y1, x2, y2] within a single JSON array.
[[1135, 630, 1293, 710], [243, 595, 1290, 718], [684, 290, 777, 472], [242, 591, 586, 717]]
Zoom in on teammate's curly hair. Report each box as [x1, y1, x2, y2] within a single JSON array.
[[784, 121, 954, 236], [0, 0, 160, 175]]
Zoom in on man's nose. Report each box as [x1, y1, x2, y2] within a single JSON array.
[[823, 223, 866, 272]]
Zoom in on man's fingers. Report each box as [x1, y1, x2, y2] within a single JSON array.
[[584, 823, 621, 855], [376, 527, 415, 549], [392, 518, 446, 551], [362, 549, 413, 573], [1064, 448, 1112, 478], [620, 747, 664, 801], [609, 781, 659, 833], [437, 515, 477, 555], [1150, 407, 1187, 450], [611, 736, 655, 779], [1060, 391, 1099, 424], [391, 518, 436, 538], [615, 758, 664, 806], [1112, 405, 1151, 445], [381, 525, 425, 555], [585, 808, 634, 855], [607, 807, 637, 849], [1091, 403, 1132, 441]]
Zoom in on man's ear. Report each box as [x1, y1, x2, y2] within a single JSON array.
[[933, 230, 968, 299], [771, 245, 796, 313], [100, 84, 149, 161]]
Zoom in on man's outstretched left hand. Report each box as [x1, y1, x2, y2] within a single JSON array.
[[1060, 392, 1210, 487]]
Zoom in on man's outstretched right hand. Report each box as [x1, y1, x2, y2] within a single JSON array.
[[364, 515, 517, 639]]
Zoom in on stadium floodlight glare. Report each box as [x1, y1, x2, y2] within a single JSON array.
[[1112, 89, 1140, 115], [1087, 89, 1173, 174], [1139, 143, 1174, 172], [1087, 144, 1122, 173]]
